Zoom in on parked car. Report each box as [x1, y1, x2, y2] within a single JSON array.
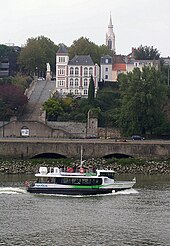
[[38, 77, 45, 81], [131, 135, 145, 140]]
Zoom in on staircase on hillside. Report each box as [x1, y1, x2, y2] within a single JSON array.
[[19, 80, 56, 121]]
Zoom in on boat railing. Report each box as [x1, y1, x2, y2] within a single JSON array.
[[38, 166, 97, 176]]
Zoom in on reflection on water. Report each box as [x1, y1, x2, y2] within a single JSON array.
[[0, 173, 169, 246]]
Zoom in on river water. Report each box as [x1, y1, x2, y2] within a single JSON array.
[[0, 173, 169, 246]]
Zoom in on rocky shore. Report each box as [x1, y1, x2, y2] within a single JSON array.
[[0, 158, 170, 175]]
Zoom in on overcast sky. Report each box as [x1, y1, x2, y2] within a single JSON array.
[[0, 0, 170, 56]]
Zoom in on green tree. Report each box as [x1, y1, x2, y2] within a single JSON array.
[[42, 98, 63, 121], [134, 45, 160, 60], [88, 75, 95, 105], [11, 74, 32, 92], [0, 84, 28, 120], [117, 66, 168, 136], [68, 37, 112, 64], [18, 36, 58, 75], [96, 87, 120, 111]]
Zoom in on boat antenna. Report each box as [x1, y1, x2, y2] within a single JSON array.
[[80, 145, 83, 167]]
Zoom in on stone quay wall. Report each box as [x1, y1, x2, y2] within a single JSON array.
[[0, 159, 169, 175]]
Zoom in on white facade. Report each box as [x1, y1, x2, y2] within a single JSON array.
[[56, 53, 69, 95], [100, 55, 113, 81], [126, 59, 160, 73], [56, 45, 99, 97], [67, 65, 99, 96]]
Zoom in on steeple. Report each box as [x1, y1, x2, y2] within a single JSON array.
[[106, 13, 115, 52]]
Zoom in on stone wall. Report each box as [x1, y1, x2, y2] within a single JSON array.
[[0, 120, 71, 138], [98, 127, 121, 139], [0, 119, 121, 139], [0, 159, 169, 175], [47, 121, 86, 138]]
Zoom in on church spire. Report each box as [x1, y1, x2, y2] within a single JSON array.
[[106, 13, 115, 52], [109, 12, 113, 27]]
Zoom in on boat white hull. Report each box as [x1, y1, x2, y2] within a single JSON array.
[[27, 181, 135, 195]]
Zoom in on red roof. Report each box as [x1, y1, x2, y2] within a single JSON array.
[[113, 64, 126, 71]]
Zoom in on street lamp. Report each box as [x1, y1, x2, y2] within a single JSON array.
[[49, 90, 51, 98], [35, 67, 38, 78]]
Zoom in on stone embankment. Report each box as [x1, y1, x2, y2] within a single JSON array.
[[0, 159, 169, 175]]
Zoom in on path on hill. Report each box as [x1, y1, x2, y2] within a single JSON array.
[[19, 80, 56, 121]]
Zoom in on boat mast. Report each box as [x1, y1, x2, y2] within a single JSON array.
[[80, 145, 83, 167]]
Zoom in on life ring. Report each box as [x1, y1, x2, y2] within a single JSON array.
[[80, 167, 84, 173], [67, 167, 74, 173], [24, 181, 29, 187]]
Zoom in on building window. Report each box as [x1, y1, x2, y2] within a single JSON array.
[[84, 79, 88, 87], [89, 67, 93, 75], [105, 75, 108, 79], [105, 58, 109, 64], [75, 67, 79, 75], [75, 79, 79, 87], [84, 67, 88, 76], [70, 78, 73, 87], [84, 90, 88, 95], [59, 80, 64, 86], [59, 57, 65, 63], [58, 69, 64, 75], [105, 67, 108, 72], [75, 89, 79, 95], [70, 67, 74, 75]]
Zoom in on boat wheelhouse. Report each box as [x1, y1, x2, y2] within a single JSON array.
[[26, 167, 136, 195]]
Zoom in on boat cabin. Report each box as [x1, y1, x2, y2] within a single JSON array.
[[96, 170, 115, 179]]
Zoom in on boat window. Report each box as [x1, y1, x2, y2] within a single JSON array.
[[57, 178, 72, 185], [81, 178, 102, 185], [37, 177, 55, 183], [55, 177, 102, 185], [99, 172, 115, 179], [104, 178, 112, 184], [71, 178, 81, 184]]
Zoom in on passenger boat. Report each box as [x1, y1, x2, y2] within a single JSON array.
[[26, 166, 136, 195]]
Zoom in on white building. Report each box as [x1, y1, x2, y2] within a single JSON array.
[[56, 44, 99, 97], [100, 55, 113, 81]]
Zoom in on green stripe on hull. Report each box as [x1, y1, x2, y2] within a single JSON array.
[[72, 185, 100, 189]]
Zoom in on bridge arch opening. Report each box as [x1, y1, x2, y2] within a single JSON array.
[[103, 153, 133, 159], [31, 153, 67, 159]]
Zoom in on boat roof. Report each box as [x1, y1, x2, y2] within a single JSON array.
[[35, 167, 115, 178]]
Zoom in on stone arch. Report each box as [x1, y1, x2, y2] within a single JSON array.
[[30, 152, 67, 159], [103, 153, 133, 159]]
